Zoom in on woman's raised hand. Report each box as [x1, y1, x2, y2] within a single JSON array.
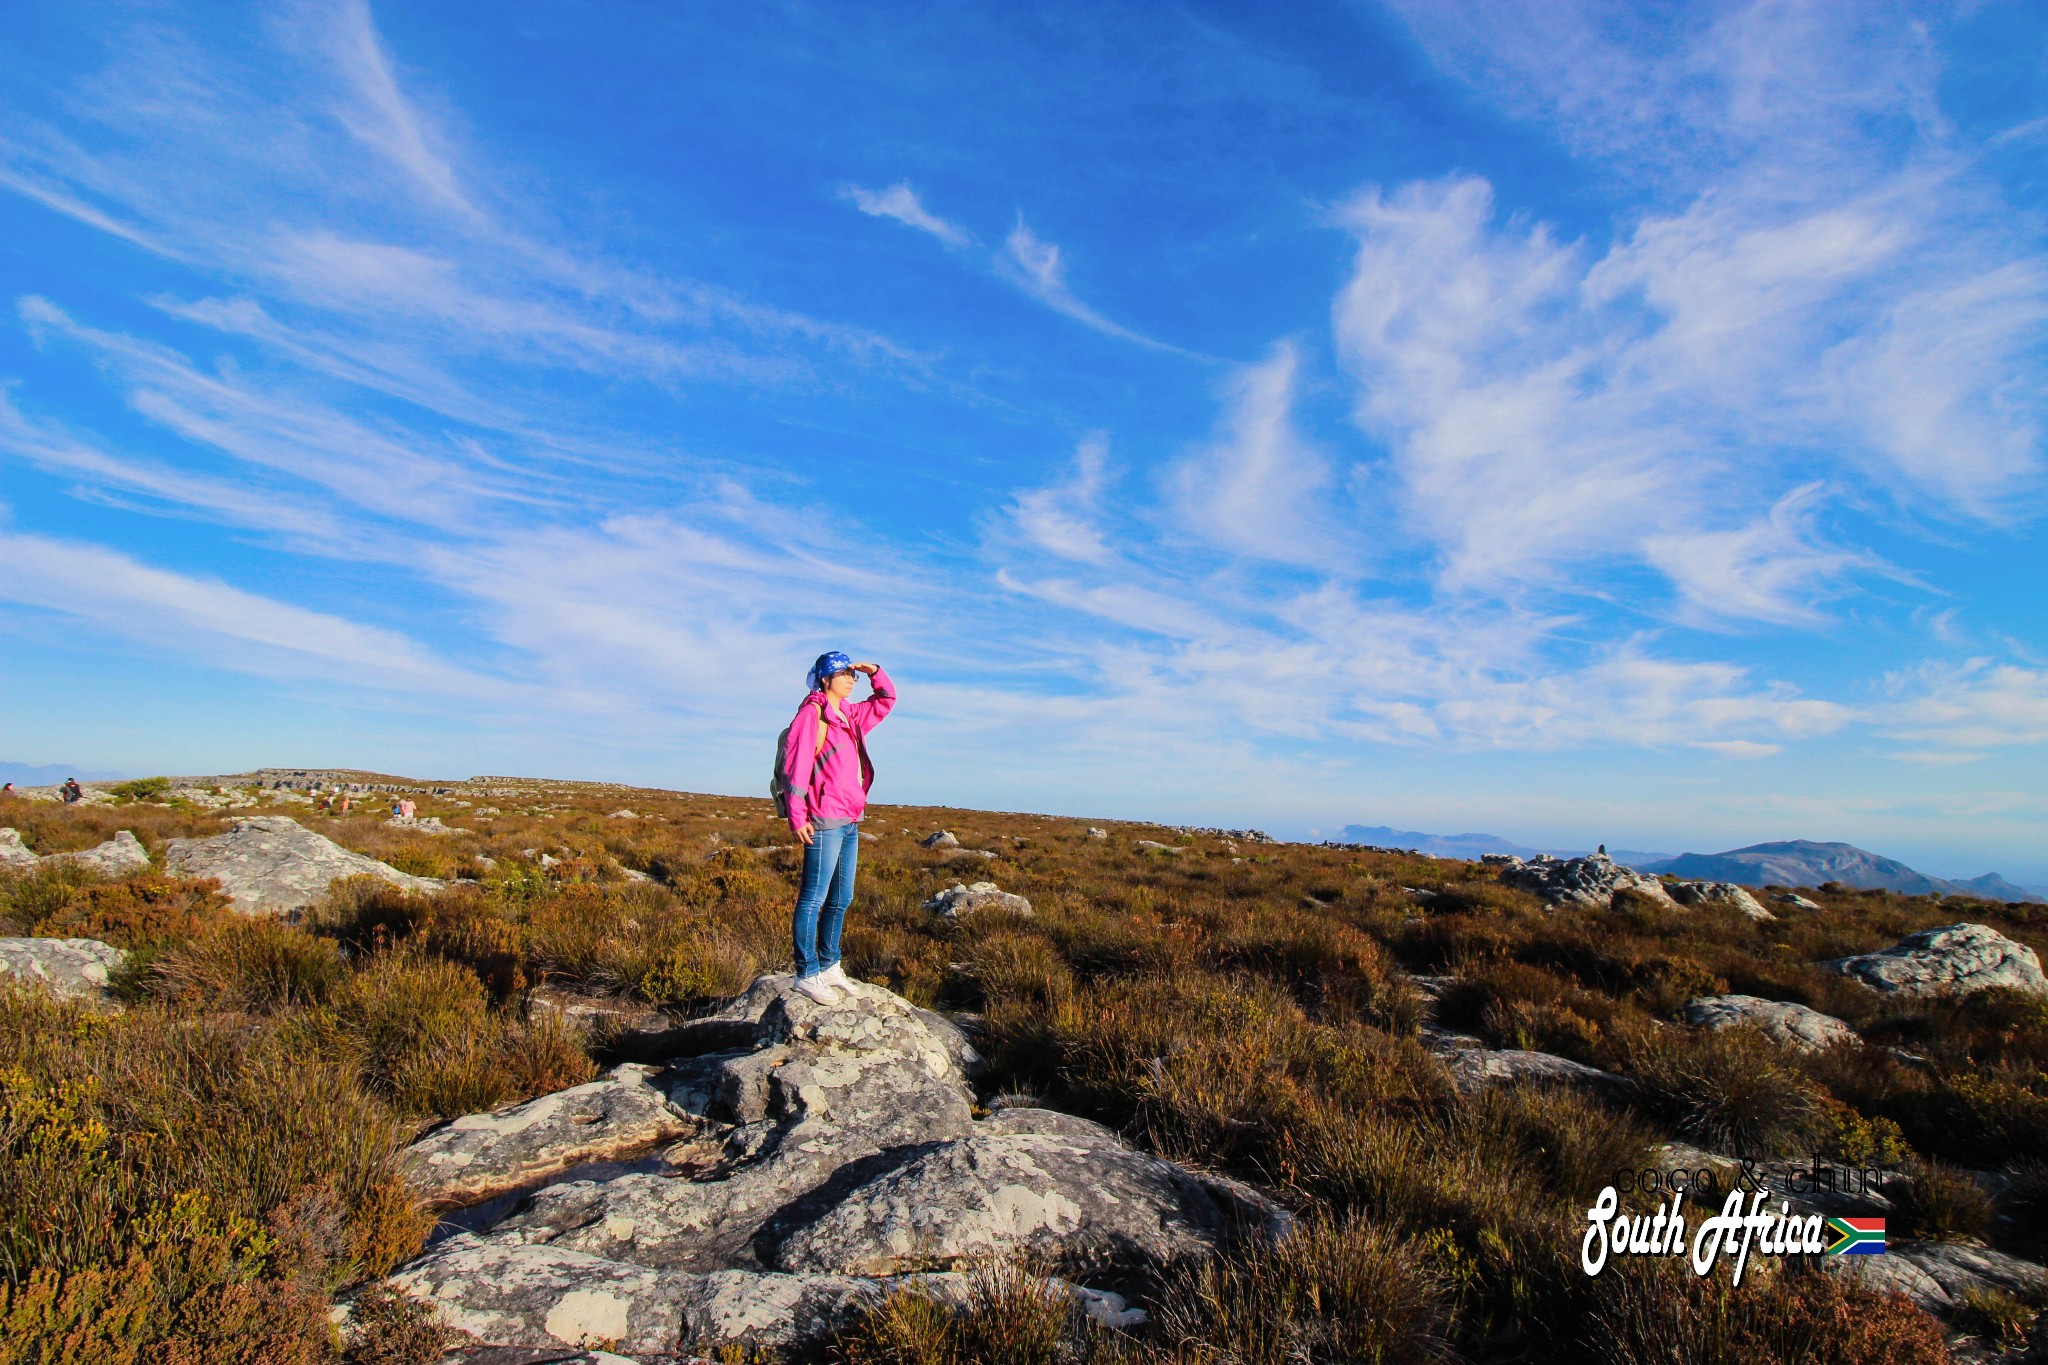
[[852, 661, 879, 675]]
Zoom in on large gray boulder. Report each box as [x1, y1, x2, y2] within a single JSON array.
[[1822, 922, 2047, 998], [0, 937, 127, 1006], [379, 974, 1287, 1356], [1499, 853, 1675, 910], [774, 1127, 1290, 1277], [52, 830, 151, 877], [1665, 879, 1773, 922], [160, 816, 440, 915], [1683, 995, 1858, 1052], [405, 1064, 702, 1209], [921, 881, 1032, 919]]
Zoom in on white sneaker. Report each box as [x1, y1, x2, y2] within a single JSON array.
[[793, 972, 840, 1004], [821, 962, 853, 989]]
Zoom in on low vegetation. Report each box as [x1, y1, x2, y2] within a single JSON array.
[[3, 779, 2044, 1361]]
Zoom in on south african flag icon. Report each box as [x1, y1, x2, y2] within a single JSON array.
[[1825, 1217, 1886, 1255]]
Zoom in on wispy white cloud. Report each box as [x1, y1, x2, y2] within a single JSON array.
[[0, 530, 506, 699], [1878, 659, 2048, 751], [1642, 484, 1881, 627], [998, 219, 1170, 349], [841, 182, 972, 248], [1168, 342, 1348, 570], [1006, 434, 1113, 564]]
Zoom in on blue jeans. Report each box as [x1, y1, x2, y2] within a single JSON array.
[[792, 820, 859, 978]]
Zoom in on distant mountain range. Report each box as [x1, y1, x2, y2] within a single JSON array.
[[1337, 825, 2045, 905], [1, 760, 126, 787], [1638, 841, 2046, 904], [1335, 825, 1672, 867]]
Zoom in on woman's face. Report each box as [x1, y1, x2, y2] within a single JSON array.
[[825, 669, 856, 700]]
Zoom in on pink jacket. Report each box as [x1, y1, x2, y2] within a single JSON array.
[[784, 666, 896, 832]]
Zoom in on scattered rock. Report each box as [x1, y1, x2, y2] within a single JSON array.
[[1085, 827, 1108, 839], [1683, 995, 1858, 1052], [921, 881, 1033, 919], [1822, 922, 2047, 998], [405, 1065, 702, 1209], [1499, 852, 1675, 910], [161, 816, 442, 916], [1444, 1046, 1632, 1098], [0, 937, 127, 1006], [385, 814, 456, 836], [0, 828, 39, 868], [1774, 891, 1823, 911], [919, 831, 959, 849], [1665, 880, 1774, 922], [609, 810, 639, 820], [1134, 840, 1187, 855]]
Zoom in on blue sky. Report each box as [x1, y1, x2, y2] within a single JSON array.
[[2, 2, 2045, 880]]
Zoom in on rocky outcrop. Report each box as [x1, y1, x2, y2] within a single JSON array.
[[1822, 922, 2047, 998], [1683, 995, 1858, 1052], [0, 828, 150, 877], [406, 1065, 701, 1209], [160, 816, 441, 915], [1664, 880, 1773, 921], [921, 881, 1032, 919], [919, 831, 959, 849], [377, 974, 1287, 1357], [1498, 853, 1674, 910], [0, 937, 127, 1006]]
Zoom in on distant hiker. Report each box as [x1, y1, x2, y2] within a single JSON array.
[[59, 777, 83, 804], [774, 651, 895, 1003], [1, 782, 13, 795]]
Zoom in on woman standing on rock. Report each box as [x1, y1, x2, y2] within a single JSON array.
[[778, 651, 895, 1004]]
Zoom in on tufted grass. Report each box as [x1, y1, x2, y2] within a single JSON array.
[[6, 781, 2045, 1360]]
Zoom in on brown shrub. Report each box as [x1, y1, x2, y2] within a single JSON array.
[[33, 874, 234, 951], [1148, 1213, 1454, 1364], [1583, 1260, 1949, 1365], [312, 951, 594, 1119], [148, 919, 347, 1014], [0, 988, 426, 1363], [1623, 1026, 1828, 1157], [1888, 1160, 1994, 1243]]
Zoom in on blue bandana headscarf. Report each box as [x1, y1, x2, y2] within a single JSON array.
[[807, 650, 854, 693]]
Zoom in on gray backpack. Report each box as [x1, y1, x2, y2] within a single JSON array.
[[770, 704, 828, 819]]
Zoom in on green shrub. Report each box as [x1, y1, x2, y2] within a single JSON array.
[[106, 778, 171, 803]]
